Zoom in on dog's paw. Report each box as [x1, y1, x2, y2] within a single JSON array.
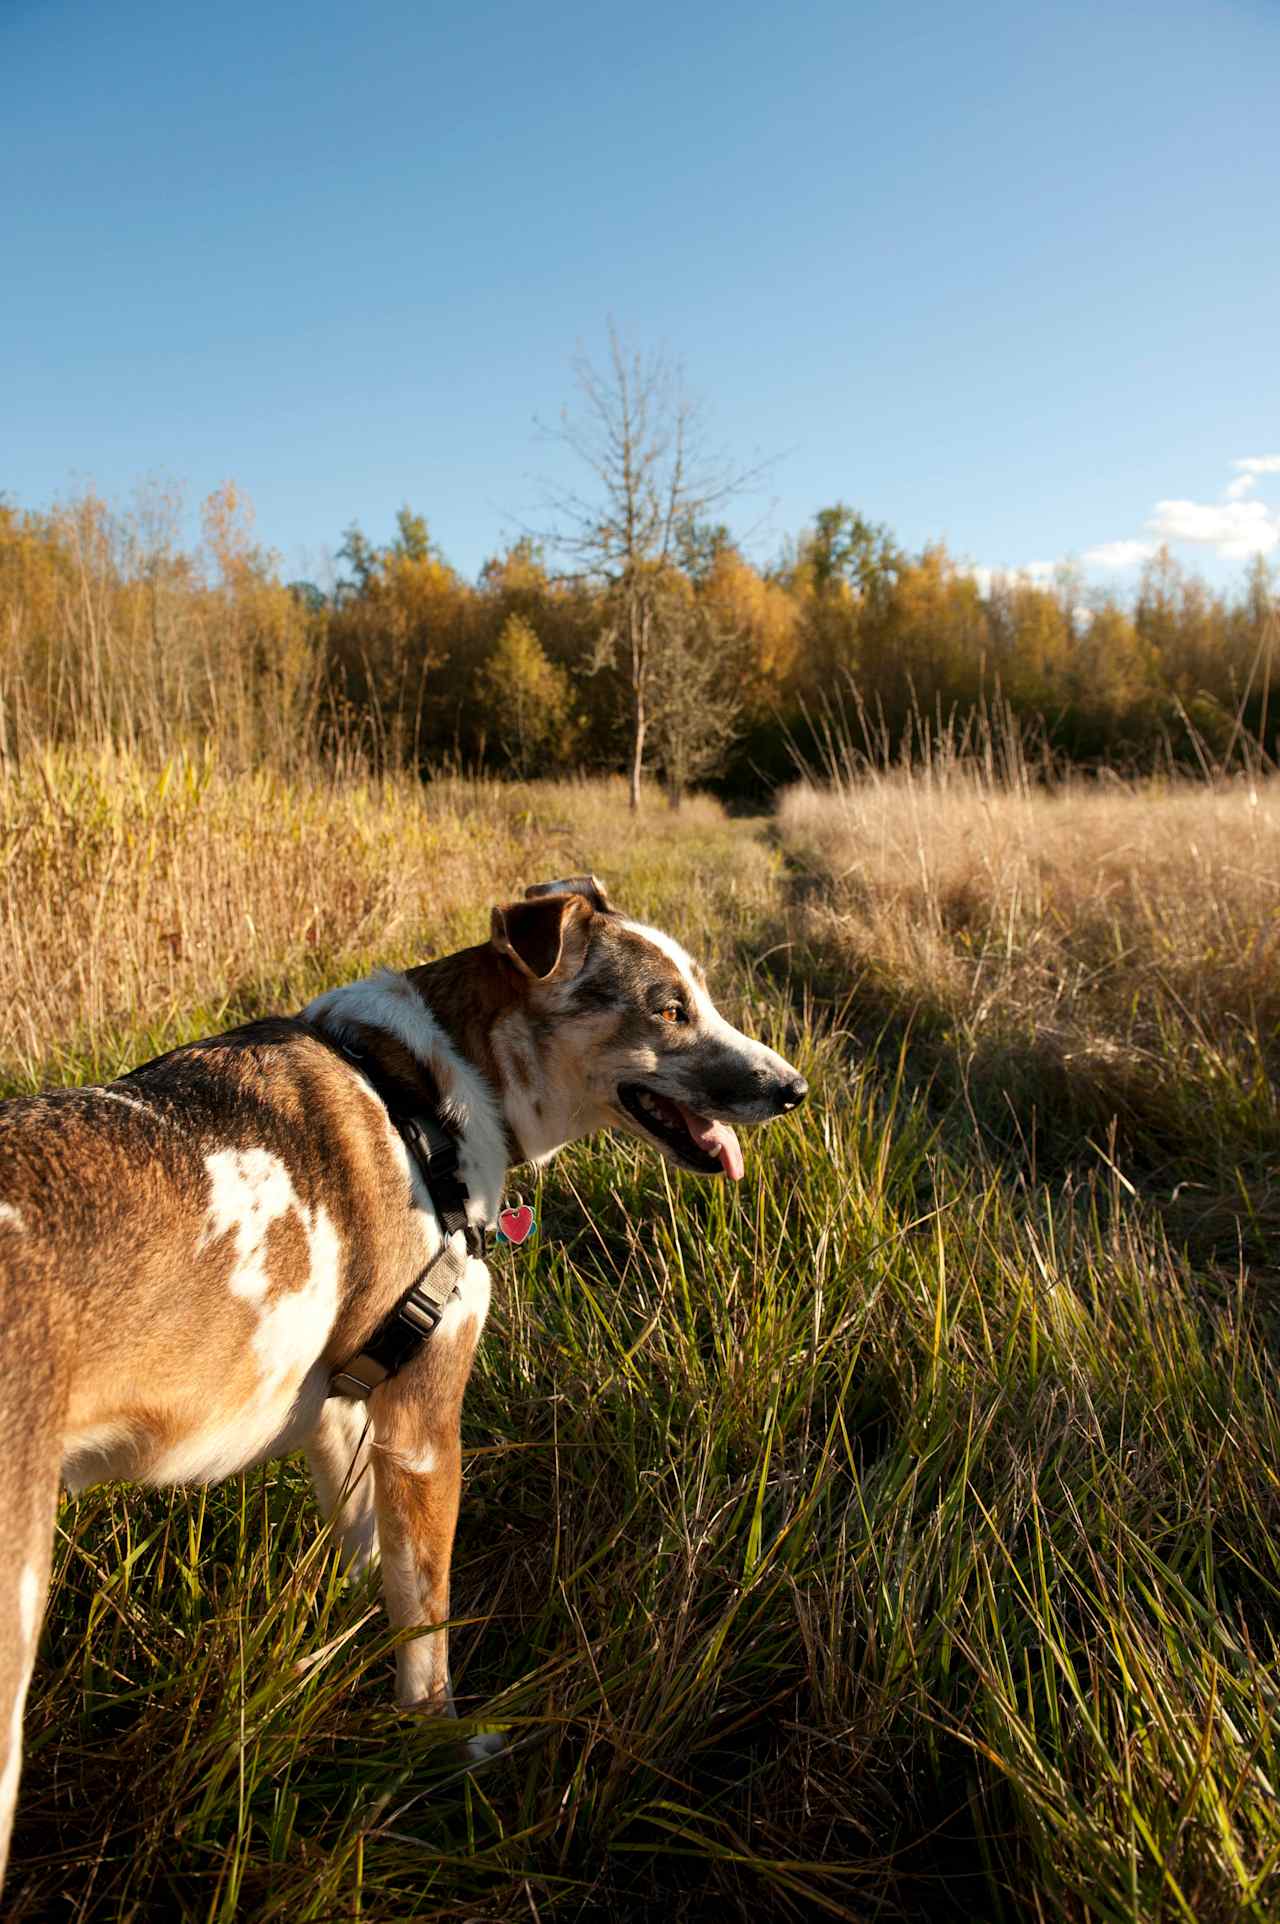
[[456, 1728, 506, 1767]]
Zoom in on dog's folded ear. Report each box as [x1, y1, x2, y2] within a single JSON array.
[[524, 874, 612, 914], [491, 892, 593, 981]]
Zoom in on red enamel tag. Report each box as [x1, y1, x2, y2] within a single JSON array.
[[497, 1202, 536, 1245]]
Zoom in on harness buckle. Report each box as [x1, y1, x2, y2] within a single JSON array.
[[401, 1113, 458, 1176], [395, 1282, 446, 1337]]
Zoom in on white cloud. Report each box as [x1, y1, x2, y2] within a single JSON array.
[[961, 560, 1061, 596], [974, 456, 1280, 587], [1146, 497, 1279, 559], [1226, 457, 1280, 501], [1083, 538, 1156, 569]]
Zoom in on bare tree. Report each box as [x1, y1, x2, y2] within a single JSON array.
[[541, 324, 759, 809], [646, 570, 743, 808]]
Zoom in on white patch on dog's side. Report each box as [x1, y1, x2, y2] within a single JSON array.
[[0, 1205, 23, 1231], [199, 1147, 341, 1389], [253, 1214, 341, 1395], [79, 1148, 351, 1489], [201, 1148, 298, 1294]]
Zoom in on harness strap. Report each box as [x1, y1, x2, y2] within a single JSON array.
[[330, 1230, 470, 1399], [327, 1040, 490, 1402]]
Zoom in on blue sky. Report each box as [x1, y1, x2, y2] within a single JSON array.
[[3, 0, 1277, 591]]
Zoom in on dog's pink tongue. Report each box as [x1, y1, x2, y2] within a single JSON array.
[[677, 1104, 744, 1181]]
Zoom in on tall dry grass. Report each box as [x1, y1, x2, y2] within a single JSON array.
[[778, 762, 1280, 1250], [7, 751, 1280, 1921], [0, 488, 331, 769], [780, 766, 1280, 1037], [0, 748, 738, 1091]]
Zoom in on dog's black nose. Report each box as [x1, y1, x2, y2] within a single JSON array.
[[778, 1075, 808, 1113]]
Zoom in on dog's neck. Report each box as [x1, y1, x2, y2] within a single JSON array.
[[407, 947, 594, 1171], [306, 950, 591, 1221]]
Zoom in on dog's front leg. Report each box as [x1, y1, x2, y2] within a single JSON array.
[[370, 1360, 469, 1717]]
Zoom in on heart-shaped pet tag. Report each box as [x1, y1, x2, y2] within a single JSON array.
[[497, 1201, 536, 1245]]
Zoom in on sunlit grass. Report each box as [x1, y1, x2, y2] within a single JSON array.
[[778, 767, 1280, 1260], [7, 755, 1280, 1920], [0, 749, 738, 1091]]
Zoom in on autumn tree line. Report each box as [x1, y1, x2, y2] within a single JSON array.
[[2, 474, 1277, 799], [1, 333, 1275, 794]]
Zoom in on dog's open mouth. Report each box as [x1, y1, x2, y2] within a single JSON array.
[[617, 1082, 744, 1180]]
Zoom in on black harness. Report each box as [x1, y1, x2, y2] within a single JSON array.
[[326, 1037, 491, 1402]]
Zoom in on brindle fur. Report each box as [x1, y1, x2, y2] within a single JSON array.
[[0, 879, 805, 1891]]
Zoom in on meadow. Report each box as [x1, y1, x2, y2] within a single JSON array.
[[6, 749, 1280, 1922]]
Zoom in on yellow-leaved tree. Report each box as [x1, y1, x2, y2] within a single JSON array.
[[473, 614, 575, 776]]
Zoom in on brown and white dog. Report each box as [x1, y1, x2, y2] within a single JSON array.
[[0, 876, 805, 1885]]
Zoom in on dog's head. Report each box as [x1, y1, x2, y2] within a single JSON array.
[[490, 876, 806, 1178]]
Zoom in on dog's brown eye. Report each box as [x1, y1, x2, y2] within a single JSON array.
[[660, 1003, 685, 1024]]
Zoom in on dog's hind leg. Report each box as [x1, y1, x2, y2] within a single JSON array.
[[306, 1398, 377, 1577], [0, 1419, 61, 1891]]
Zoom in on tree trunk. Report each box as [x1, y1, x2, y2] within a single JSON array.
[[628, 602, 647, 810], [629, 703, 645, 811]]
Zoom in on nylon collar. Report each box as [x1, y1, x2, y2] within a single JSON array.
[[326, 1034, 491, 1401]]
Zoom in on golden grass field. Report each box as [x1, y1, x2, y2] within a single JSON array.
[[781, 766, 1280, 1255], [0, 752, 739, 1089], [6, 751, 1280, 1922], [780, 767, 1280, 1064]]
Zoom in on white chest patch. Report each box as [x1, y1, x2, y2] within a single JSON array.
[[199, 1147, 342, 1394]]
